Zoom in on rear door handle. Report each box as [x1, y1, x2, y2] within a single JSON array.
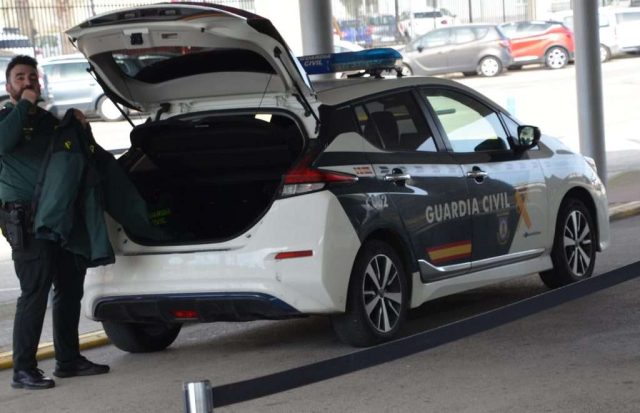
[[466, 170, 489, 179], [384, 173, 411, 182]]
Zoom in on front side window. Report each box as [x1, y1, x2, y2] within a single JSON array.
[[59, 62, 91, 80], [418, 29, 451, 48], [454, 28, 476, 44], [424, 89, 509, 153], [617, 12, 640, 24], [355, 91, 437, 152]]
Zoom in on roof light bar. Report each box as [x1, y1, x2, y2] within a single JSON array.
[[298, 48, 403, 76]]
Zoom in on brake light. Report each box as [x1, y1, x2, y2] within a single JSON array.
[[275, 250, 314, 260], [171, 310, 198, 319], [281, 152, 358, 197], [499, 39, 511, 48], [441, 20, 448, 24]]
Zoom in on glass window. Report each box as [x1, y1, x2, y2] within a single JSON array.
[[454, 28, 476, 44], [418, 29, 450, 48], [59, 62, 91, 80], [617, 12, 640, 24], [424, 89, 509, 153], [355, 92, 437, 152]]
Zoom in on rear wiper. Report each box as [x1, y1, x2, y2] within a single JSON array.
[[274, 47, 321, 134]]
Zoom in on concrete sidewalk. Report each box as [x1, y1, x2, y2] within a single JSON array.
[[0, 168, 639, 370]]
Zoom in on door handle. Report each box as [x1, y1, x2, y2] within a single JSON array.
[[384, 173, 411, 182], [466, 170, 489, 179]]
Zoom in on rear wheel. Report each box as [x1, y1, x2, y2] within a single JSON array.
[[331, 240, 408, 347], [401, 64, 413, 76], [103, 321, 182, 353], [478, 56, 502, 77], [545, 47, 569, 69], [600, 44, 611, 63], [97, 95, 124, 122], [539, 198, 596, 289]]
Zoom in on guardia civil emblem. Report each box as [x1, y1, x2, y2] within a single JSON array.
[[497, 215, 510, 245]]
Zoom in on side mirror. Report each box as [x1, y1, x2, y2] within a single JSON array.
[[514, 125, 541, 151], [417, 45, 424, 53]]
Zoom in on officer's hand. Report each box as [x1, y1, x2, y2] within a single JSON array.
[[73, 109, 88, 130], [21, 89, 37, 105]]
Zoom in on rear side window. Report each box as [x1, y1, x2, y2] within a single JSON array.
[[617, 12, 640, 24], [354, 91, 437, 152], [424, 89, 509, 153], [0, 39, 32, 48], [59, 62, 90, 80], [453, 28, 476, 44]]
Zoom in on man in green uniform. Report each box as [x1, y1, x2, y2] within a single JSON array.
[[1, 55, 109, 390]]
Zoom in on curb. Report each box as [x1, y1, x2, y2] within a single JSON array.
[[0, 202, 639, 372], [609, 201, 640, 222], [0, 330, 109, 370]]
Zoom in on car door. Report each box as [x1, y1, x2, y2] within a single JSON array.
[[421, 87, 550, 270], [354, 89, 473, 281], [406, 28, 452, 74], [447, 27, 483, 72], [615, 11, 640, 49], [505, 22, 553, 63], [46, 61, 96, 111]]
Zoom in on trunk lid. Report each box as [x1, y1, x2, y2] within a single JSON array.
[[65, 3, 315, 112]]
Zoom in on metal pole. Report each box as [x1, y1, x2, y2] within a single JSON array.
[[468, 0, 473, 23], [299, 0, 334, 56], [574, 0, 608, 186], [502, 0, 506, 22], [183, 381, 214, 413]]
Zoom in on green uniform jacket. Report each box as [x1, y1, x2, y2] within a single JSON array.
[[34, 109, 166, 267]]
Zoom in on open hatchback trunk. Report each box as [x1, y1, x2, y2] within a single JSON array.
[[66, 4, 316, 244]]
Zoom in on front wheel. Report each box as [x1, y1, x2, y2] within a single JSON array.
[[331, 240, 408, 347], [539, 198, 596, 289], [600, 44, 611, 63], [103, 321, 182, 353], [545, 47, 569, 69], [401, 64, 413, 76], [478, 56, 502, 77], [97, 95, 125, 122]]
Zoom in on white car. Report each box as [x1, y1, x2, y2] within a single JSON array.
[[67, 3, 609, 351], [334, 39, 364, 53], [551, 7, 640, 62], [399, 7, 458, 39]]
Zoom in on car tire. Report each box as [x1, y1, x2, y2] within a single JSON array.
[[401, 64, 413, 76], [103, 321, 182, 353], [331, 239, 409, 347], [545, 47, 569, 69], [539, 198, 596, 289], [600, 44, 611, 63], [478, 56, 502, 77], [97, 95, 124, 122]]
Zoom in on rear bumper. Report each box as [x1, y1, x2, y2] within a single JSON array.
[[94, 292, 302, 322]]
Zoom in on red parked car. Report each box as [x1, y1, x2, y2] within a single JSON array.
[[499, 20, 575, 70]]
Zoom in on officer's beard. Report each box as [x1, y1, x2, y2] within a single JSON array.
[[8, 85, 37, 104]]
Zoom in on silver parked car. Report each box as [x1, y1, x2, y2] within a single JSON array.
[[401, 24, 514, 77]]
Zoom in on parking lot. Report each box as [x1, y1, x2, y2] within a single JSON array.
[[1, 45, 640, 412]]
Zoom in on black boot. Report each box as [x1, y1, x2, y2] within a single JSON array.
[[53, 356, 110, 378], [11, 369, 55, 390]]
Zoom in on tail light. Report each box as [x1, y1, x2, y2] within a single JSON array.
[[280, 152, 358, 198], [499, 39, 511, 48], [399, 23, 404, 32], [614, 27, 618, 40], [441, 20, 448, 25]]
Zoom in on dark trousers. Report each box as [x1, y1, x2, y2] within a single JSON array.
[[12, 235, 87, 371]]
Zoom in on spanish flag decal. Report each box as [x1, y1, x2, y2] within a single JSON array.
[[427, 241, 472, 265]]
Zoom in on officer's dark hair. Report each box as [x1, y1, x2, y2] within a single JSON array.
[[5, 55, 38, 82]]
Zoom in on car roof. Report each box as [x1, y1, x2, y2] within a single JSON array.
[[314, 76, 507, 112]]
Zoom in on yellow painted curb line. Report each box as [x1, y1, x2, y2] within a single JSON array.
[[0, 330, 110, 371]]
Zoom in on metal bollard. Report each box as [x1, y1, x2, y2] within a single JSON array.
[[183, 380, 214, 413]]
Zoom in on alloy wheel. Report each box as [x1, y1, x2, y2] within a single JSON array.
[[563, 210, 593, 277], [480, 58, 500, 77], [546, 48, 568, 69], [362, 254, 403, 333]]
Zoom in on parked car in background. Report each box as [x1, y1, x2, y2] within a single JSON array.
[[367, 14, 401, 45], [0, 33, 35, 57], [0, 51, 16, 108], [401, 24, 513, 77], [399, 8, 458, 39], [500, 20, 574, 70], [338, 20, 373, 47], [551, 7, 640, 62], [334, 39, 364, 53], [41, 54, 125, 121]]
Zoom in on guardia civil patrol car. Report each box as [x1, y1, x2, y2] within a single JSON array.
[[67, 3, 609, 351]]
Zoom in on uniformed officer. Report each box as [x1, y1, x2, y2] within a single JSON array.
[[1, 55, 109, 390]]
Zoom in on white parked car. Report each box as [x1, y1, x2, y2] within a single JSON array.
[[399, 7, 458, 39], [551, 7, 640, 62], [67, 4, 609, 351]]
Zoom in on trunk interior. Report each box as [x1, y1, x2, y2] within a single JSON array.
[[121, 113, 305, 244]]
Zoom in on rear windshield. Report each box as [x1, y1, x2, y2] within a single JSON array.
[[415, 12, 443, 19], [108, 47, 276, 84]]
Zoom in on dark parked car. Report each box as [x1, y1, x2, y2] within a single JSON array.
[[338, 20, 373, 47], [401, 24, 513, 77]]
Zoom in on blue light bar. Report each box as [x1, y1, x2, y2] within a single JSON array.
[[298, 48, 403, 75]]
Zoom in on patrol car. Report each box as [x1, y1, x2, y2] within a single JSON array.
[[67, 4, 609, 351]]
